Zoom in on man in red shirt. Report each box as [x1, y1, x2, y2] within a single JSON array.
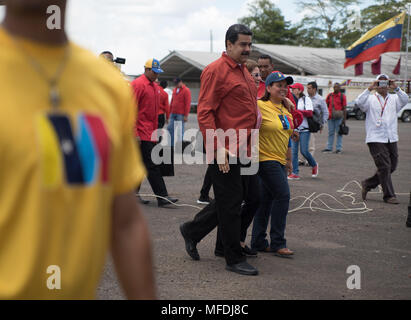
[[158, 80, 170, 129], [323, 83, 347, 154], [167, 78, 191, 146], [180, 24, 259, 276], [131, 59, 178, 207]]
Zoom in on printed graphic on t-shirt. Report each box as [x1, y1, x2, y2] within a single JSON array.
[[278, 114, 294, 130], [36, 112, 111, 188]]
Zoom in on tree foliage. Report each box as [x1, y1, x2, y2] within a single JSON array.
[[238, 0, 297, 45], [295, 0, 359, 48], [238, 0, 410, 50]]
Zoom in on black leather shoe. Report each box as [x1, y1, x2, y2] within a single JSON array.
[[361, 181, 369, 201], [226, 261, 258, 276], [158, 196, 178, 207], [180, 224, 200, 261], [242, 245, 258, 257]]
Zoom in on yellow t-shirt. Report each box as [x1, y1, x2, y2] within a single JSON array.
[[258, 100, 294, 165], [0, 28, 145, 299]]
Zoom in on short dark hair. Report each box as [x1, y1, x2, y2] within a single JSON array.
[[307, 82, 318, 90], [100, 51, 113, 56], [225, 24, 253, 48], [160, 80, 168, 89], [258, 54, 273, 64]]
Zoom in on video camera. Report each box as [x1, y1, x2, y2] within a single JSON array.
[[114, 57, 126, 65]]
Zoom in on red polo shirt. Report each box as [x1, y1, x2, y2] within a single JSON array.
[[131, 74, 159, 142], [326, 92, 347, 120], [170, 85, 191, 117], [158, 86, 170, 120], [197, 52, 258, 158]]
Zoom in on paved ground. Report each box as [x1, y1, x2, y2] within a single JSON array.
[[97, 115, 411, 300]]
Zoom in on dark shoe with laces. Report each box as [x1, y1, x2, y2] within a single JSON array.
[[180, 223, 200, 261], [226, 261, 258, 276], [242, 245, 258, 257], [158, 196, 178, 207], [384, 197, 399, 205]]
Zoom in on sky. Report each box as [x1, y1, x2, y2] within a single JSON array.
[[0, 0, 377, 75]]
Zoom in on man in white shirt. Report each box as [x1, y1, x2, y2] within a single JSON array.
[[355, 74, 408, 204]]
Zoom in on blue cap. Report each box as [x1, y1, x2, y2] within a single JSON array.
[[144, 58, 164, 74], [265, 71, 294, 87]]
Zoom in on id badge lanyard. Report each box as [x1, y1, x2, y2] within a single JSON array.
[[376, 94, 388, 127]]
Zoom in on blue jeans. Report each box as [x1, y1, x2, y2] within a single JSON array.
[[292, 131, 317, 175], [251, 161, 290, 252], [327, 119, 343, 151], [167, 113, 185, 147]]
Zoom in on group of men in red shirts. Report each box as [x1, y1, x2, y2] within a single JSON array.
[[131, 58, 191, 207]]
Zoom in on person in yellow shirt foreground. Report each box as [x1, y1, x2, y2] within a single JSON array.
[[251, 71, 296, 258], [0, 0, 155, 299]]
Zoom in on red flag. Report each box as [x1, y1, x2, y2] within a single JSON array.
[[371, 56, 381, 75], [393, 57, 401, 75], [355, 63, 363, 76]]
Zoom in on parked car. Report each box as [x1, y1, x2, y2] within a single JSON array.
[[346, 101, 366, 120], [398, 102, 411, 123]]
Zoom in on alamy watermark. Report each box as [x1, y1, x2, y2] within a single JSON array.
[[151, 122, 260, 176], [346, 265, 361, 290], [47, 265, 61, 290], [46, 5, 61, 30]]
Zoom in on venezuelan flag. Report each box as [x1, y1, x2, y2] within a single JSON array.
[[344, 12, 405, 68]]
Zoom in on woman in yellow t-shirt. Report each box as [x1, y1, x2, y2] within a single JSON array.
[[251, 71, 296, 258]]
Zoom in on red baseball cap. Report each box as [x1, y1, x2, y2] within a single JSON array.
[[290, 83, 304, 92]]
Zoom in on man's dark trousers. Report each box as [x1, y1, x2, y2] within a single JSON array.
[[183, 163, 246, 266], [200, 166, 213, 199], [140, 140, 168, 197], [364, 142, 398, 200]]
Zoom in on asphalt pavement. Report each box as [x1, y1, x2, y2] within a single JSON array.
[[97, 115, 411, 300]]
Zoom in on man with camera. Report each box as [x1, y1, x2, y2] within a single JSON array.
[[355, 74, 408, 205]]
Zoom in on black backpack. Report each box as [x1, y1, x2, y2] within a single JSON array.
[[303, 97, 321, 133]]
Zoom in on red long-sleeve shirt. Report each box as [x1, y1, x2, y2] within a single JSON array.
[[158, 86, 170, 120], [170, 85, 191, 117], [131, 75, 159, 142], [326, 92, 347, 120], [197, 52, 258, 159]]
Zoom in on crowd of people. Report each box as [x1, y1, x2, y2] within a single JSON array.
[[178, 24, 409, 276], [0, 0, 409, 299]]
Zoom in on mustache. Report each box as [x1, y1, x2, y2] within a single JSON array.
[[241, 52, 250, 56]]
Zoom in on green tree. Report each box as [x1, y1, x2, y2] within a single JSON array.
[[238, 0, 297, 44], [335, 0, 409, 49], [296, 0, 360, 48]]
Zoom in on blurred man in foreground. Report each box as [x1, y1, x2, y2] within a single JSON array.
[[0, 0, 155, 299]]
